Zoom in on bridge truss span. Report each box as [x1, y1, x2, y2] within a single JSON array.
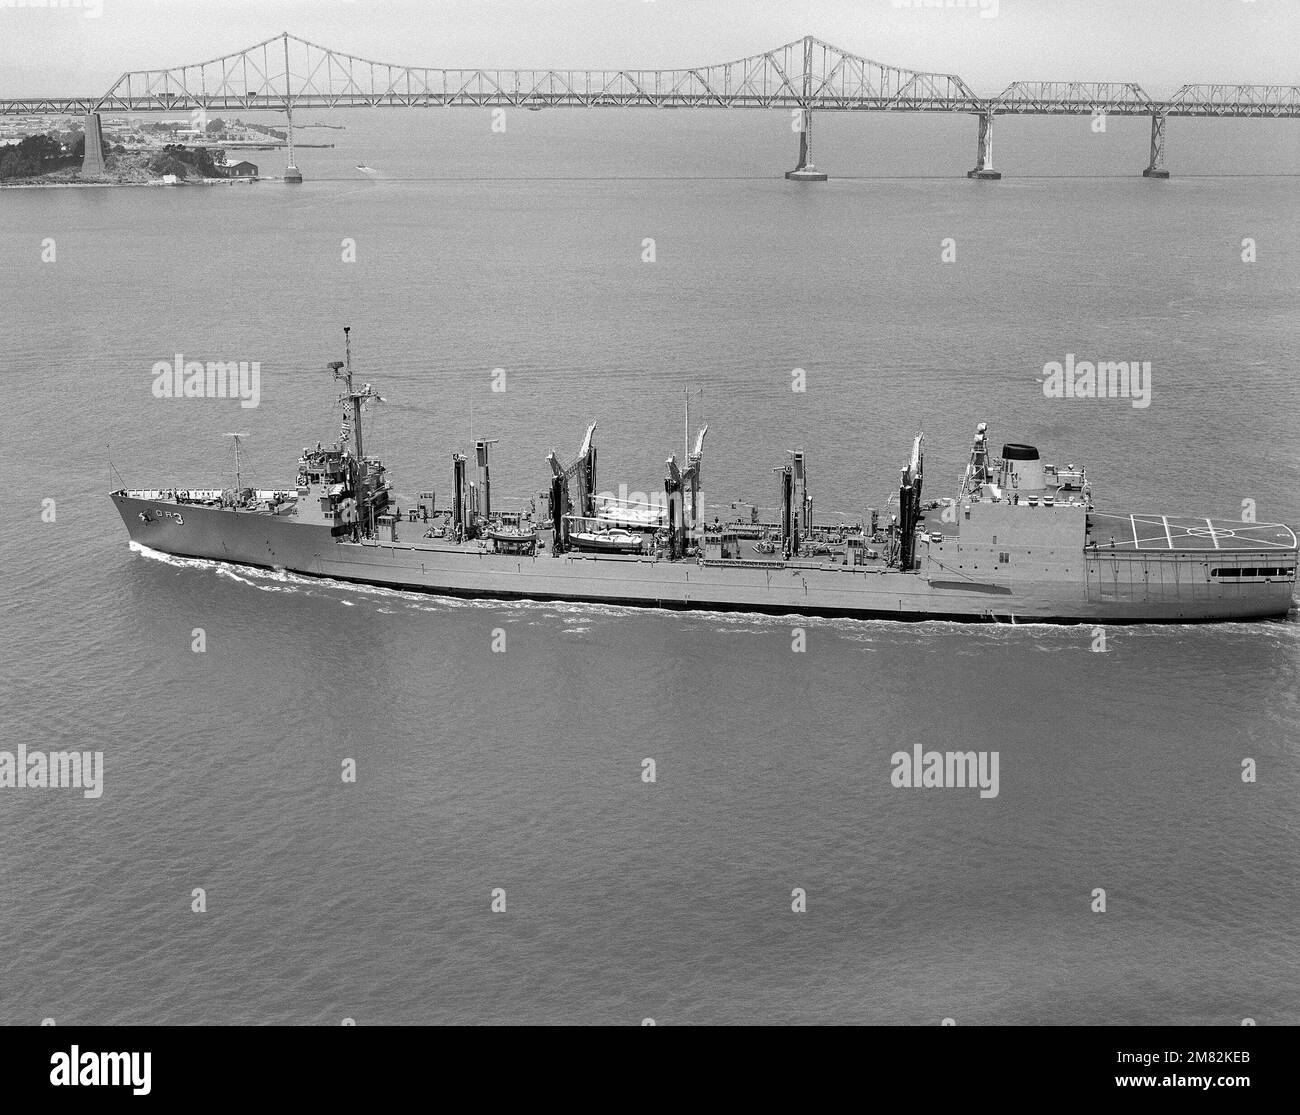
[[1163, 83, 1300, 118], [991, 81, 1154, 116], [4, 32, 1295, 181], [80, 32, 983, 114]]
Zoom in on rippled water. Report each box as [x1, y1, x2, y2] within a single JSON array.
[[1, 113, 1297, 1024]]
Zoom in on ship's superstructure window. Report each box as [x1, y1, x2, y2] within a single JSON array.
[[1211, 567, 1291, 578], [999, 552, 1010, 563]]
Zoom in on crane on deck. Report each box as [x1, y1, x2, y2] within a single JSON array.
[[683, 424, 708, 537], [546, 422, 596, 551], [664, 424, 708, 558]]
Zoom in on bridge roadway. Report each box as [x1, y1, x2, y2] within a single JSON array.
[[4, 33, 1296, 180]]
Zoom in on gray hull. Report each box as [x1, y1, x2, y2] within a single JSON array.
[[112, 494, 1297, 623]]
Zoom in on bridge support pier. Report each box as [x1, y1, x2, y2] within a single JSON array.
[[785, 108, 828, 181], [283, 103, 303, 183], [282, 36, 303, 183], [1143, 114, 1170, 178], [967, 110, 1001, 179], [80, 112, 106, 177]]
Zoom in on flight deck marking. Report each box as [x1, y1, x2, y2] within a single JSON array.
[[1130, 514, 1139, 549], [1244, 530, 1296, 550], [1206, 518, 1219, 549], [1131, 515, 1174, 550], [1162, 515, 1174, 550]]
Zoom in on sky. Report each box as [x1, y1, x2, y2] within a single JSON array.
[[1, 0, 1297, 99]]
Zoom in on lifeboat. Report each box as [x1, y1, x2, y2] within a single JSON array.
[[569, 528, 643, 554]]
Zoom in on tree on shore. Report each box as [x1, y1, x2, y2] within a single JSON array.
[[149, 143, 228, 179], [0, 133, 66, 179], [149, 150, 189, 179]]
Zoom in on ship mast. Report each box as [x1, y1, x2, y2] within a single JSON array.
[[958, 421, 990, 502], [222, 432, 249, 493], [231, 434, 242, 491], [346, 327, 362, 459], [328, 326, 382, 462]]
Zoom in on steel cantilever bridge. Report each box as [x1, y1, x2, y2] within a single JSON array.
[[7, 32, 1297, 181]]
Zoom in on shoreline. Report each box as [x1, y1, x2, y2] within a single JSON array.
[[0, 176, 265, 189]]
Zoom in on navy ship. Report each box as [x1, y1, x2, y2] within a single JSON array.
[[111, 330, 1298, 623]]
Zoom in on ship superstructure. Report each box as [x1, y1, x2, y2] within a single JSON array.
[[111, 330, 1298, 623]]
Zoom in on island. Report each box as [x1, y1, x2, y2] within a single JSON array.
[[0, 115, 304, 186]]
